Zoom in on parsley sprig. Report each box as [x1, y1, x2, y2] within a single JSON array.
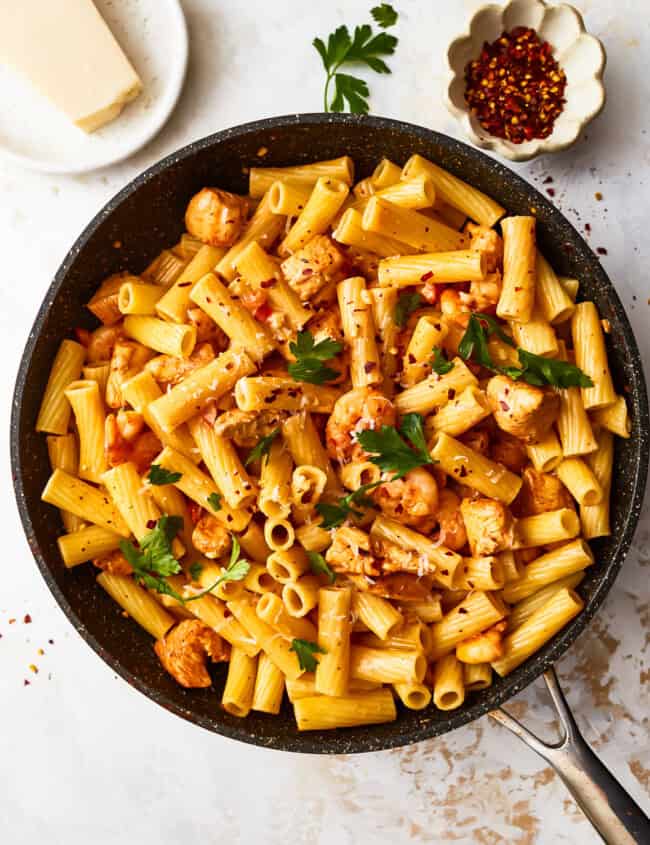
[[290, 638, 327, 672], [357, 413, 434, 477], [458, 313, 593, 389], [288, 331, 343, 385], [307, 550, 337, 583], [431, 347, 454, 375], [207, 492, 222, 512], [148, 465, 182, 486], [120, 517, 249, 605], [315, 414, 434, 528], [394, 292, 422, 328], [313, 6, 399, 113], [244, 428, 280, 467], [316, 480, 382, 529]]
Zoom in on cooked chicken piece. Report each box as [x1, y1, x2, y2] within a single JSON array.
[[308, 308, 344, 344], [487, 375, 560, 444], [86, 325, 123, 363], [465, 222, 503, 273], [460, 498, 519, 557], [470, 271, 502, 311], [435, 489, 467, 551], [154, 619, 230, 688], [326, 387, 396, 463], [519, 467, 573, 516], [106, 341, 154, 408], [92, 549, 133, 576], [373, 467, 439, 533], [104, 410, 162, 473], [456, 621, 507, 664], [185, 188, 248, 247], [281, 235, 347, 301], [491, 432, 528, 473], [192, 514, 232, 560], [186, 307, 228, 349], [145, 342, 215, 389], [325, 526, 380, 577], [371, 536, 437, 576], [213, 408, 289, 449]]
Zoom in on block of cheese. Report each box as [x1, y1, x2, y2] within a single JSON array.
[[0, 0, 142, 133]]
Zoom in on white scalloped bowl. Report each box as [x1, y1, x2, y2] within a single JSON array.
[[445, 0, 606, 161]]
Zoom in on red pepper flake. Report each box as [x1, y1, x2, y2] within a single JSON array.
[[543, 176, 554, 184], [146, 519, 156, 529], [48, 639, 55, 645], [595, 192, 603, 201], [585, 223, 591, 233], [24, 614, 32, 624], [420, 271, 434, 282], [24, 679, 30, 686], [597, 247, 608, 255], [546, 188, 555, 197], [464, 27, 567, 144], [9, 618, 16, 625]]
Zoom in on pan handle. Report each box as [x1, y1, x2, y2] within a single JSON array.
[[489, 667, 650, 845]]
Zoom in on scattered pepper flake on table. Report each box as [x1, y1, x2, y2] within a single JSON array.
[[464, 26, 567, 144], [23, 613, 32, 624]]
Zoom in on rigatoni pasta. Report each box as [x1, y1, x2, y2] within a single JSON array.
[[35, 152, 627, 731]]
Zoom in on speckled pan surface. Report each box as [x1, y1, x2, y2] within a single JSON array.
[[11, 114, 649, 754]]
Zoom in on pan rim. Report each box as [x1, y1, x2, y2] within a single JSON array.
[[11, 113, 649, 754]]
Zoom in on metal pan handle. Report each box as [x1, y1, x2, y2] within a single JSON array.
[[489, 667, 650, 845]]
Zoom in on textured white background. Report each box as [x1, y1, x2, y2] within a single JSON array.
[[0, 1, 648, 843]]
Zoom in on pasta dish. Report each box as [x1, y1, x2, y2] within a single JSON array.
[[35, 153, 629, 730]]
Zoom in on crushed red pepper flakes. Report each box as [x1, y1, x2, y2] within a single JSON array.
[[9, 618, 16, 624], [24, 679, 30, 686], [597, 247, 608, 255], [595, 191, 603, 201], [24, 614, 32, 624], [464, 26, 567, 143]]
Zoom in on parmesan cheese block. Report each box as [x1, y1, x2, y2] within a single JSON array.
[[0, 0, 142, 133]]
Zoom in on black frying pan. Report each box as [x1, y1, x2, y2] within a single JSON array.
[[10, 116, 649, 765]]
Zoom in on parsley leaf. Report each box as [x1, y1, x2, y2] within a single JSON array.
[[290, 638, 327, 672], [288, 330, 343, 385], [189, 562, 203, 582], [307, 550, 337, 583], [458, 313, 496, 371], [457, 314, 593, 388], [121, 515, 184, 596], [245, 428, 280, 467], [371, 3, 398, 28], [181, 537, 250, 603], [394, 292, 422, 328], [207, 492, 222, 512], [147, 464, 182, 486], [316, 480, 381, 529], [508, 349, 594, 389], [431, 347, 454, 375], [313, 9, 399, 113], [357, 414, 433, 478]]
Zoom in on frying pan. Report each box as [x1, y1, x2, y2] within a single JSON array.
[[11, 115, 650, 841]]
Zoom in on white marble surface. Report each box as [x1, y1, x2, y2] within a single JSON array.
[[0, 1, 648, 843]]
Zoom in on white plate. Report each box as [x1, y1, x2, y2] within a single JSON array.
[[0, 0, 188, 173]]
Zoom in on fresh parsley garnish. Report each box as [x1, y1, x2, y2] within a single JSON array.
[[290, 638, 327, 672], [313, 6, 399, 113], [307, 550, 337, 583], [457, 313, 593, 388], [147, 464, 182, 486], [121, 517, 249, 604], [189, 562, 203, 582], [506, 349, 594, 389], [316, 480, 381, 529], [357, 413, 434, 477], [371, 3, 398, 27], [394, 292, 422, 328], [288, 330, 343, 385], [245, 428, 280, 467], [431, 347, 454, 375], [207, 492, 222, 512], [120, 515, 184, 599]]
